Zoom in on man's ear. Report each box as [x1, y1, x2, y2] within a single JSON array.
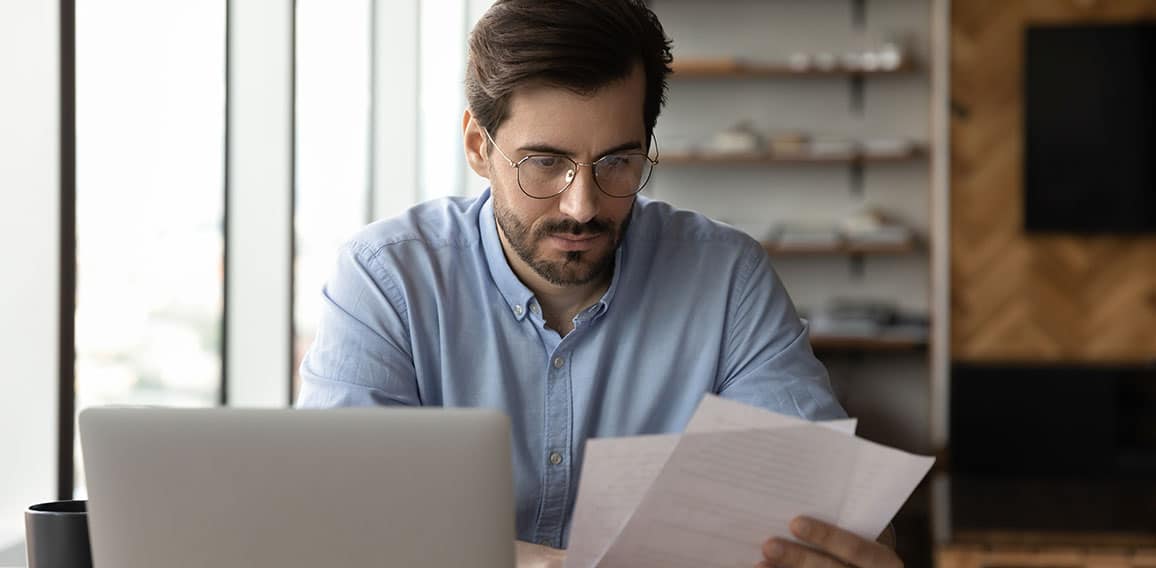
[[462, 109, 491, 180]]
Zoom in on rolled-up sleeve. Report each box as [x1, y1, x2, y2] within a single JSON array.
[[296, 241, 420, 408], [716, 243, 847, 421]]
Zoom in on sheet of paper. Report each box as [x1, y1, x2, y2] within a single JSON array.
[[836, 440, 935, 539], [685, 394, 858, 436], [597, 425, 859, 568], [564, 395, 935, 568], [686, 397, 933, 540], [567, 395, 853, 568], [564, 434, 681, 568]]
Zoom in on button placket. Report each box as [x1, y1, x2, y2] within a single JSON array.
[[536, 340, 572, 546]]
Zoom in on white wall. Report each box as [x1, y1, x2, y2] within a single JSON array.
[[0, 0, 61, 548]]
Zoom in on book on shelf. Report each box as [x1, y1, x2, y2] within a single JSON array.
[[860, 138, 916, 158], [840, 209, 914, 247], [660, 132, 921, 162], [844, 226, 913, 247], [771, 222, 842, 248], [805, 300, 930, 347], [808, 139, 857, 159]]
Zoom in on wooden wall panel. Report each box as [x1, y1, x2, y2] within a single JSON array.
[[951, 0, 1156, 363]]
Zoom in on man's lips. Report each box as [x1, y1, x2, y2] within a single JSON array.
[[547, 232, 605, 251]]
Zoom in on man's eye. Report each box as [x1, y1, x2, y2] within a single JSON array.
[[526, 156, 562, 169], [601, 156, 629, 168]]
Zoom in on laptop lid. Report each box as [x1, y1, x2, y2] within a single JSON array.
[[79, 407, 515, 568]]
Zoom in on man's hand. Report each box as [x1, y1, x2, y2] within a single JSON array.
[[758, 517, 902, 568], [515, 540, 566, 568]]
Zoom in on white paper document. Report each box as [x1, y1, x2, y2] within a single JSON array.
[[565, 395, 935, 568]]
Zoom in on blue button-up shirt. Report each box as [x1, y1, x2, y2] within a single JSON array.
[[296, 189, 845, 547]]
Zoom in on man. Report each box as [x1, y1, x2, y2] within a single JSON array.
[[297, 1, 901, 567]]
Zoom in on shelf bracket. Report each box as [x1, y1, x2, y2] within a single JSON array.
[[849, 74, 866, 116], [851, 0, 867, 30], [849, 0, 867, 117], [849, 253, 866, 279], [850, 159, 865, 196]]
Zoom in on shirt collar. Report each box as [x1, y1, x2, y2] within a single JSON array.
[[593, 197, 643, 318], [592, 236, 624, 319], [477, 188, 631, 322], [479, 190, 536, 321]]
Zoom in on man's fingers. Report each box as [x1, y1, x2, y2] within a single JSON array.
[[760, 538, 846, 568], [789, 517, 902, 568]]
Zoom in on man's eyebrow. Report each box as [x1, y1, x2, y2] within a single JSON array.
[[516, 140, 643, 158]]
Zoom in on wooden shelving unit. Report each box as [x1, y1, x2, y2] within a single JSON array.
[[762, 240, 918, 256], [671, 58, 917, 78], [652, 0, 939, 459], [810, 336, 928, 352], [661, 148, 923, 166]]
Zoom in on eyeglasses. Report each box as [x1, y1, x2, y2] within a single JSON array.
[[482, 127, 658, 199]]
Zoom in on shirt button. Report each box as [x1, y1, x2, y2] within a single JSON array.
[[552, 356, 564, 369], [529, 303, 540, 315], [548, 452, 564, 465], [513, 304, 524, 317]]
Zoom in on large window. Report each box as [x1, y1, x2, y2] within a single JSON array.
[[74, 0, 226, 495], [291, 0, 487, 397], [10, 0, 480, 512], [293, 0, 373, 397]]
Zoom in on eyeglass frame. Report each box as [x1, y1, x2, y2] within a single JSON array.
[[481, 126, 660, 200]]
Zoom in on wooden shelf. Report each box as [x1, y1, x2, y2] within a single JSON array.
[[671, 58, 917, 78], [762, 240, 917, 256], [810, 336, 928, 352], [661, 148, 923, 165]]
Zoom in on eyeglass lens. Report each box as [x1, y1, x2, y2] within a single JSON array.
[[517, 154, 653, 198]]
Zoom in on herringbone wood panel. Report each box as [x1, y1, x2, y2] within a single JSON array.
[[951, 0, 1156, 363]]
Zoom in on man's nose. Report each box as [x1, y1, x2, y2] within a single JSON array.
[[557, 165, 600, 224]]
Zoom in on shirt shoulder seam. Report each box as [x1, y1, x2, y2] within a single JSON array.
[[345, 239, 414, 324]]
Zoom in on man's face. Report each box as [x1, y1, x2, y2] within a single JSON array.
[[470, 66, 647, 287]]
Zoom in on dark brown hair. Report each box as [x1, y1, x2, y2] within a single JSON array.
[[465, 0, 673, 145]]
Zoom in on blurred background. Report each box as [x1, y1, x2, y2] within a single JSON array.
[[2, 1, 1154, 567]]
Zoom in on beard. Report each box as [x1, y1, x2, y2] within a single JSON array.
[[494, 199, 631, 287]]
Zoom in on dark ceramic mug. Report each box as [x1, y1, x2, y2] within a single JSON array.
[[24, 500, 92, 568]]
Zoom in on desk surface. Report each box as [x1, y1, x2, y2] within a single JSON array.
[[0, 541, 567, 568]]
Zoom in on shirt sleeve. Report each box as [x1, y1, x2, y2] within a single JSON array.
[[716, 242, 847, 420], [295, 241, 421, 408]]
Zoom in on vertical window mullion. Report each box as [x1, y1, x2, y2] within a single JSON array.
[[226, 0, 295, 407], [58, 0, 77, 500]]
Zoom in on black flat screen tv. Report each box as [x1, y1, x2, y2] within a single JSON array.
[[1024, 23, 1156, 233]]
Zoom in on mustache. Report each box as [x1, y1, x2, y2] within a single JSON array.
[[536, 218, 612, 237]]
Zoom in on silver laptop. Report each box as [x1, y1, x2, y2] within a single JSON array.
[[79, 407, 516, 568]]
